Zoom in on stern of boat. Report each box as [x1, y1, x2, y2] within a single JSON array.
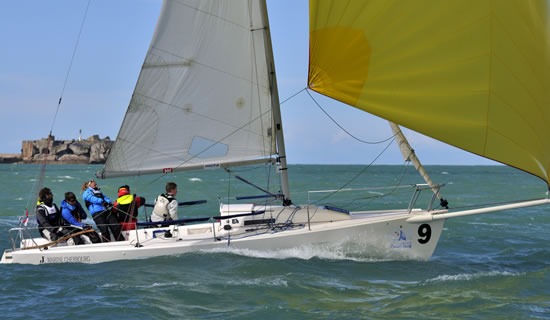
[[1, 249, 13, 264]]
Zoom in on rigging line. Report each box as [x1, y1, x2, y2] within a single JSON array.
[[264, 162, 275, 207], [227, 169, 231, 208], [49, 0, 91, 136], [222, 165, 278, 201], [333, 162, 413, 210], [231, 164, 268, 172], [249, 8, 269, 161], [296, 87, 405, 205], [25, 135, 54, 213], [280, 88, 307, 105], [306, 89, 396, 145], [312, 136, 397, 205], [26, 1, 90, 217]]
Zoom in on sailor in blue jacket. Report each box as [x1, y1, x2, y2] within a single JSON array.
[[82, 180, 112, 215], [61, 191, 101, 244], [82, 180, 121, 242], [61, 191, 88, 228]]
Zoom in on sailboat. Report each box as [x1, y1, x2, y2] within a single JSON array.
[[2, 0, 549, 265]]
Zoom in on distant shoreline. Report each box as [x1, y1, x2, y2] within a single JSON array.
[[0, 154, 22, 163], [0, 153, 92, 164], [10, 134, 113, 164]]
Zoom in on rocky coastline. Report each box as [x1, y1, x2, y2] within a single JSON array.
[[0, 135, 113, 164]]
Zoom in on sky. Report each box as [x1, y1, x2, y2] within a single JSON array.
[[0, 0, 496, 165]]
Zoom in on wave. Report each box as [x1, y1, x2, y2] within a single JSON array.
[[467, 222, 507, 226], [225, 276, 288, 287], [98, 281, 198, 290], [98, 276, 288, 290], [367, 191, 384, 196], [425, 270, 523, 283], [56, 175, 75, 180], [0, 217, 21, 227], [200, 245, 389, 263]]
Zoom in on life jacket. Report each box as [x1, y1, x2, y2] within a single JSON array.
[[37, 202, 61, 225], [116, 194, 136, 223], [152, 193, 176, 220]]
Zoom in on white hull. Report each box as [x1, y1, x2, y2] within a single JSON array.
[[1, 205, 445, 265]]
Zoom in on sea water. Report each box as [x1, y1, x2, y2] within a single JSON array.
[[0, 164, 548, 319]]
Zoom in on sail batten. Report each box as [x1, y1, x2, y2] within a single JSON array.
[[309, 0, 550, 185], [101, 0, 280, 179]]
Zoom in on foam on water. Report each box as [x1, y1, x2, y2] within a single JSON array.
[[201, 243, 390, 263], [425, 270, 522, 283], [56, 175, 75, 179]]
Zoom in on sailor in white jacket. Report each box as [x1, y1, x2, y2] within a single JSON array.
[[151, 182, 178, 222]]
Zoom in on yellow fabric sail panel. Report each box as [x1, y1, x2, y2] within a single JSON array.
[[308, 26, 371, 107], [308, 0, 550, 185]]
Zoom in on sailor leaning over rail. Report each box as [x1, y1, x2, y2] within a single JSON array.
[[151, 182, 178, 222], [82, 179, 121, 242]]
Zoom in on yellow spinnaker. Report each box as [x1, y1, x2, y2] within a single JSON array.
[[308, 0, 550, 185]]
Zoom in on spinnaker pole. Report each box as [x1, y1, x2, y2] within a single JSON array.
[[389, 122, 447, 208]]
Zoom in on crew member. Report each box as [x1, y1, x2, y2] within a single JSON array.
[[151, 182, 178, 222]]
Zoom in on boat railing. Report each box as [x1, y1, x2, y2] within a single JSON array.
[[217, 194, 281, 207], [305, 184, 445, 213], [135, 210, 266, 228], [7, 227, 24, 251], [6, 225, 46, 251], [407, 183, 445, 213], [6, 209, 273, 250]]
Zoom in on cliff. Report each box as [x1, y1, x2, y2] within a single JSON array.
[[16, 135, 114, 164]]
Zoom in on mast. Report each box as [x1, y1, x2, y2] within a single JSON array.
[[259, 0, 291, 204]]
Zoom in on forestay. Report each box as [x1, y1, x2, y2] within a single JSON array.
[[308, 0, 550, 185], [100, 0, 277, 178]]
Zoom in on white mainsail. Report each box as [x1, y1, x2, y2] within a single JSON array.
[[99, 0, 282, 179]]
